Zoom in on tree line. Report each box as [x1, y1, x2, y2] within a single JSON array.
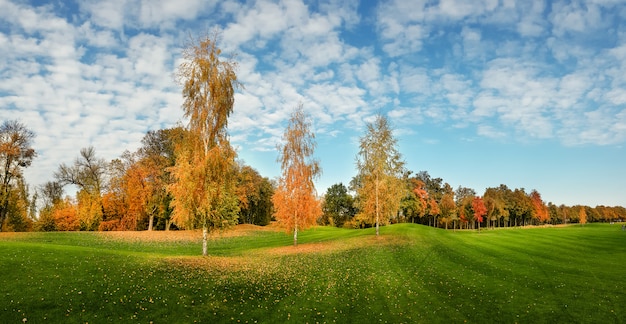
[[1, 32, 625, 239]]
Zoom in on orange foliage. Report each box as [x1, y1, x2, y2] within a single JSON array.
[[411, 179, 428, 211], [530, 190, 549, 223], [429, 198, 440, 216], [273, 105, 321, 245], [579, 207, 587, 225], [52, 198, 80, 231], [472, 196, 487, 223]]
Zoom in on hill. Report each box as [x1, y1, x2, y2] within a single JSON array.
[[1, 223, 624, 323]]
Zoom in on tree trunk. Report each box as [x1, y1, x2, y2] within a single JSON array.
[[293, 223, 298, 246], [148, 215, 154, 231], [375, 175, 379, 236], [202, 226, 208, 256]]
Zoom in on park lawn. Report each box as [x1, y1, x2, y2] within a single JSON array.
[[0, 223, 624, 323]]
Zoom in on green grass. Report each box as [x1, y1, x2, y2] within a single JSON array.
[[1, 223, 625, 323]]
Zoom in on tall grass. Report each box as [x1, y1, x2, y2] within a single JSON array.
[[1, 223, 624, 323]]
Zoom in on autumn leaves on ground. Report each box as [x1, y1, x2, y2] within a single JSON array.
[[1, 223, 625, 323]]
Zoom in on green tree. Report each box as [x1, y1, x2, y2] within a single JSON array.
[[273, 105, 322, 246], [168, 31, 241, 256], [321, 183, 355, 227], [355, 114, 405, 236], [236, 163, 274, 226], [483, 186, 509, 228], [138, 127, 188, 230], [0, 120, 36, 231]]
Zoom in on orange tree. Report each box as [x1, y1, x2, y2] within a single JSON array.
[[273, 104, 321, 246]]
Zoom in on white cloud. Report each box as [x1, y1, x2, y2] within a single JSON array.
[[550, 0, 604, 36], [2, 0, 626, 208]]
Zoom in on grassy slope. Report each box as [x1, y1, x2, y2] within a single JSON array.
[[1, 224, 624, 323]]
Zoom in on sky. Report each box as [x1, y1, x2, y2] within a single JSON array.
[[1, 0, 625, 207]]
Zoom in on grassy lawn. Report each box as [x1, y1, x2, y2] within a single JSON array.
[[1, 223, 624, 323]]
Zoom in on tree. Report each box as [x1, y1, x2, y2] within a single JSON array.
[[355, 114, 405, 236], [579, 206, 587, 226], [236, 163, 274, 226], [321, 183, 355, 227], [428, 198, 441, 228], [439, 184, 456, 229], [483, 187, 509, 228], [530, 189, 549, 224], [273, 105, 322, 246], [137, 127, 187, 230], [55, 146, 108, 230], [168, 31, 241, 255], [472, 196, 487, 232], [36, 181, 64, 231], [0, 120, 36, 232]]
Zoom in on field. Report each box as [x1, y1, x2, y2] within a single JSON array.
[[1, 223, 625, 323]]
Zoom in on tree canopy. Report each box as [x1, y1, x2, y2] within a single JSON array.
[[273, 104, 321, 246], [354, 114, 404, 235]]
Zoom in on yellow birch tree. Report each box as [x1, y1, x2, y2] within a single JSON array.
[[355, 114, 404, 236], [168, 30, 241, 256]]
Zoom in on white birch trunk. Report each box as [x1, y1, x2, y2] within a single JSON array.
[[202, 226, 208, 256]]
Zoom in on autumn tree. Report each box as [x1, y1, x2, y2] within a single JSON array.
[[472, 196, 487, 231], [428, 198, 441, 227], [439, 188, 456, 229], [55, 146, 107, 230], [355, 114, 405, 236], [530, 189, 549, 224], [579, 206, 587, 226], [0, 120, 36, 232], [273, 105, 322, 246], [168, 31, 241, 255], [35, 181, 64, 231]]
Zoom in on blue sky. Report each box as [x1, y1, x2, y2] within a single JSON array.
[[1, 0, 625, 207]]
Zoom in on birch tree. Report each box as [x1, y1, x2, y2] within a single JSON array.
[[355, 114, 404, 236], [168, 31, 241, 256], [273, 104, 321, 246]]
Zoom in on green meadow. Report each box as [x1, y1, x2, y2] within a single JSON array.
[[1, 223, 624, 323]]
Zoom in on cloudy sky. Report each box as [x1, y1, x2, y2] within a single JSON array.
[[1, 0, 625, 207]]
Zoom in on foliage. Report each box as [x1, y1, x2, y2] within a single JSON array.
[[530, 189, 549, 224], [579, 206, 587, 225], [235, 163, 274, 226], [355, 114, 404, 235], [439, 184, 457, 229], [168, 30, 241, 255], [321, 183, 355, 227], [0, 120, 36, 231], [51, 198, 80, 231], [273, 105, 321, 245], [54, 146, 108, 231], [472, 196, 487, 231]]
